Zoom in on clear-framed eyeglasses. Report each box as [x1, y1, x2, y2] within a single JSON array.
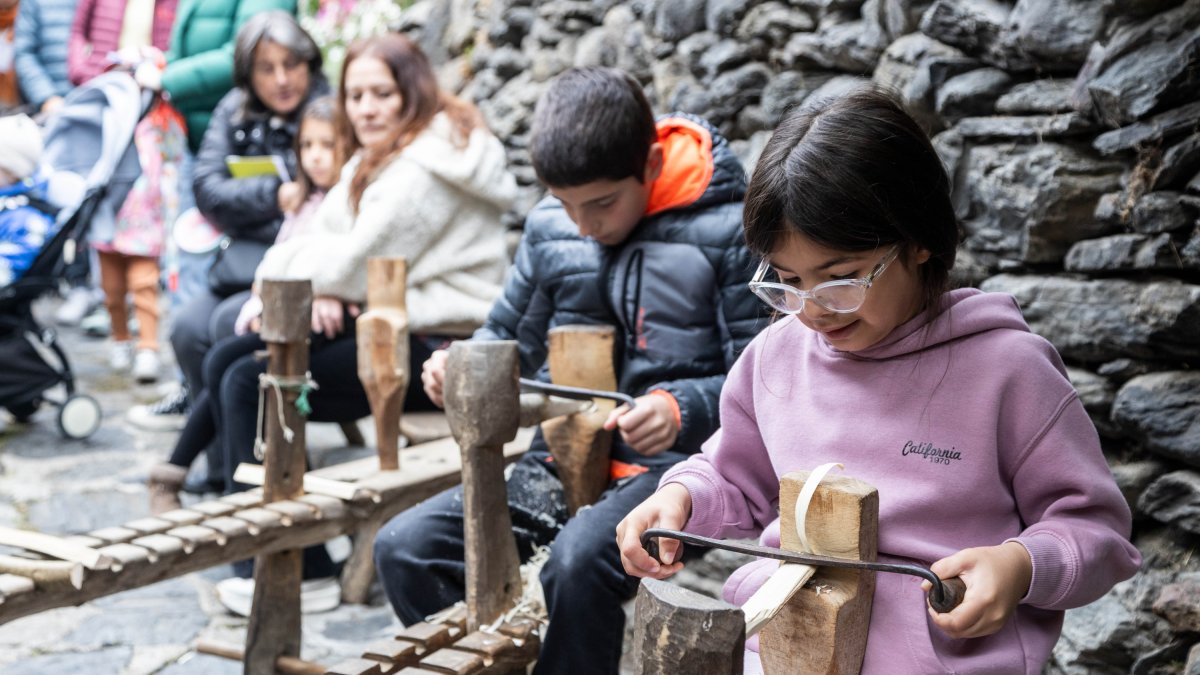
[[748, 245, 901, 315]]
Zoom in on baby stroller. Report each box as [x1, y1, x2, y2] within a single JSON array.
[[0, 73, 149, 439]]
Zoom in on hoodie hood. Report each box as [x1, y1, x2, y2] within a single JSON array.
[[401, 112, 518, 212], [645, 112, 746, 217], [822, 288, 1032, 361]]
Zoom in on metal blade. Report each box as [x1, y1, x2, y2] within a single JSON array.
[[518, 378, 637, 409]]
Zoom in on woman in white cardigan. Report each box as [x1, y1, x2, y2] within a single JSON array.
[[202, 33, 515, 615]]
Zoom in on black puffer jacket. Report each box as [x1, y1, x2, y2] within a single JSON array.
[[192, 79, 330, 243], [476, 113, 768, 466]]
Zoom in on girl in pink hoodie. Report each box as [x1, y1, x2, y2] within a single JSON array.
[[616, 88, 1140, 674]]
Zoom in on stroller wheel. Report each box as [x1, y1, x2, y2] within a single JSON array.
[[6, 400, 40, 423], [58, 394, 102, 440]]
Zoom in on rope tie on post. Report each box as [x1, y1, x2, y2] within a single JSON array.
[[253, 372, 319, 461]]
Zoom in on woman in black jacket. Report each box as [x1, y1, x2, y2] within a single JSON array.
[[138, 11, 329, 496]]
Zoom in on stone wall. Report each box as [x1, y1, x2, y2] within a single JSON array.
[[394, 0, 1200, 670]]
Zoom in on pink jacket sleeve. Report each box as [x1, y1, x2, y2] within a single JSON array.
[[67, 0, 110, 85]]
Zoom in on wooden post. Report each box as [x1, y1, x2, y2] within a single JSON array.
[[539, 325, 618, 514], [444, 340, 523, 631], [344, 258, 409, 604], [245, 279, 312, 675], [758, 471, 878, 675], [356, 257, 409, 472], [634, 578, 744, 675]]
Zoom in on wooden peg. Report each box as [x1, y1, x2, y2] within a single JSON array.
[[634, 578, 744, 674], [539, 325, 618, 514], [246, 278, 313, 675], [444, 341, 523, 631], [758, 471, 878, 675], [357, 257, 410, 472]]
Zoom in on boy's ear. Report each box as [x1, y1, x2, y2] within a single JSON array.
[[911, 245, 933, 265], [643, 142, 664, 183]]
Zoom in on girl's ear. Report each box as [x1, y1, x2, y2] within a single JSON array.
[[911, 244, 933, 265]]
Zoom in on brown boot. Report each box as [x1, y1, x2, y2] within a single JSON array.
[[148, 463, 187, 515]]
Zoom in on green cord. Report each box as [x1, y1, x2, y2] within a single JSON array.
[[295, 385, 313, 417]]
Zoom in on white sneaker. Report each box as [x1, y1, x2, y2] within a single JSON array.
[[132, 349, 160, 384], [55, 287, 97, 326], [109, 342, 133, 371], [127, 386, 190, 431], [215, 576, 341, 617]]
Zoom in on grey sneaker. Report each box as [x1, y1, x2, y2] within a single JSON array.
[[127, 386, 189, 431], [54, 287, 98, 326]]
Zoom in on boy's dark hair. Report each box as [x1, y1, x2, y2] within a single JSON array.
[[744, 86, 961, 313], [530, 67, 656, 188]]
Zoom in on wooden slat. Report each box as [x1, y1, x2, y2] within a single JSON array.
[[189, 500, 241, 518], [123, 517, 174, 536], [128, 534, 185, 563], [296, 494, 348, 520], [63, 535, 107, 549], [88, 527, 138, 545], [220, 490, 264, 509], [395, 622, 459, 653], [417, 648, 483, 674], [326, 658, 384, 675], [95, 543, 152, 573], [266, 500, 320, 525], [165, 525, 224, 553], [0, 526, 112, 570], [233, 507, 287, 531], [157, 509, 207, 526], [362, 638, 420, 667], [200, 516, 253, 541], [0, 574, 36, 600]]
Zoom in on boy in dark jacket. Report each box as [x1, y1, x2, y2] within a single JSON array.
[[373, 67, 766, 674]]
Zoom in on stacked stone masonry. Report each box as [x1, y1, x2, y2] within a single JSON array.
[[393, 0, 1200, 671]]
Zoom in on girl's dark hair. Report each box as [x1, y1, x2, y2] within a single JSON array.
[[294, 95, 341, 204], [232, 11, 323, 115], [744, 87, 961, 313], [338, 33, 484, 214]]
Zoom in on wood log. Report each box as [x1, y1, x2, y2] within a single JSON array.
[[634, 578, 744, 675], [758, 471, 878, 675], [357, 257, 410, 472], [0, 556, 82, 592], [539, 325, 618, 514], [444, 341, 523, 631], [246, 278, 312, 675]]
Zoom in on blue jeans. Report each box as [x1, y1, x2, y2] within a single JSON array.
[[374, 451, 672, 675]]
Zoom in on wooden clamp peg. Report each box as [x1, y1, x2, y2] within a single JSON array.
[[634, 578, 744, 675], [539, 325, 618, 514], [356, 257, 410, 472], [444, 340, 523, 631], [246, 279, 313, 675], [758, 471, 878, 675]]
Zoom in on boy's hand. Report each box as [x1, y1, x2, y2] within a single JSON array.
[[421, 349, 450, 408], [616, 482, 692, 579], [923, 541, 1032, 639], [603, 394, 679, 456]]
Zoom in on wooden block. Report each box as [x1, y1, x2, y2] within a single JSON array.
[[417, 648, 484, 674], [453, 632, 515, 662], [165, 525, 224, 553], [220, 490, 264, 509], [634, 578, 744, 675], [266, 500, 319, 525], [95, 543, 152, 573], [232, 507, 288, 531], [296, 493, 349, 520], [199, 516, 253, 541], [759, 471, 878, 675], [428, 603, 468, 630], [88, 527, 138, 545], [494, 618, 538, 643], [189, 500, 241, 518], [396, 622, 458, 652], [156, 509, 206, 526], [62, 534, 107, 550], [326, 658, 385, 675], [123, 517, 174, 536], [362, 638, 420, 667], [0, 574, 36, 600], [127, 534, 186, 563]]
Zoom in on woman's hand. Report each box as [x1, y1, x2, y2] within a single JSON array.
[[310, 296, 360, 339], [603, 393, 679, 456], [616, 483, 693, 580], [278, 181, 304, 213], [923, 541, 1032, 639], [421, 349, 450, 408], [133, 62, 162, 91]]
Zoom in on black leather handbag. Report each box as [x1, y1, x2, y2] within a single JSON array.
[[207, 237, 270, 297]]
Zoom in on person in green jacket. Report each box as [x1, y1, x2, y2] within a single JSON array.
[[135, 0, 297, 153]]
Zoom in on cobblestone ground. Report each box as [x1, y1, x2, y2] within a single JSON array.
[[0, 296, 403, 674]]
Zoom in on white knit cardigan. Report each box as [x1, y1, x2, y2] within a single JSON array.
[[254, 113, 517, 335]]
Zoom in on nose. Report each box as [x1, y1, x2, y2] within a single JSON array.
[[801, 298, 834, 320], [273, 65, 290, 88]]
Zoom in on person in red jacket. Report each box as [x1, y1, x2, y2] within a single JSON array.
[[67, 0, 178, 86]]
